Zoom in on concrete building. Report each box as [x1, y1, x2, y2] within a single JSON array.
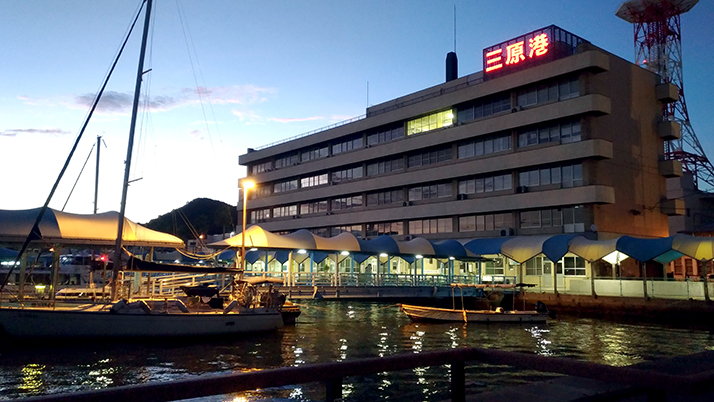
[[239, 26, 682, 245]]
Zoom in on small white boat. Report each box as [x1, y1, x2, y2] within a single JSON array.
[[399, 303, 548, 323], [399, 282, 550, 323]]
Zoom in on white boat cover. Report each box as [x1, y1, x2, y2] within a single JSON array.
[[0, 208, 184, 248]]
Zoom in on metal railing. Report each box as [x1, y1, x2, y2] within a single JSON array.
[[525, 276, 714, 301], [16, 347, 714, 402], [254, 114, 366, 151]]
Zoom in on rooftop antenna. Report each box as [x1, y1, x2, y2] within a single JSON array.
[[453, 4, 456, 52], [617, 0, 713, 190]]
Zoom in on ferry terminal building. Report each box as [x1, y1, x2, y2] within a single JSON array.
[[234, 25, 699, 294]]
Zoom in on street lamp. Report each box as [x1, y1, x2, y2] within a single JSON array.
[[240, 180, 255, 279]]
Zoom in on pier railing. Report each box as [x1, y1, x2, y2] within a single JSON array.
[[526, 276, 714, 301], [15, 347, 714, 402]]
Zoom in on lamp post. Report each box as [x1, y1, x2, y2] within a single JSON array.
[[240, 180, 255, 279]]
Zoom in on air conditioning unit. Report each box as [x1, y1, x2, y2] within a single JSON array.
[[403, 201, 412, 207], [405, 235, 414, 241], [511, 105, 523, 113], [499, 227, 515, 236], [292, 215, 300, 219], [458, 194, 468, 200], [365, 144, 371, 148], [516, 186, 528, 194]]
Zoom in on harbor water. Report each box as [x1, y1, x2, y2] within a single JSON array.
[[1, 300, 713, 401]]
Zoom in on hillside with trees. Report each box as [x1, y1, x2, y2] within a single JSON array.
[[143, 198, 236, 242]]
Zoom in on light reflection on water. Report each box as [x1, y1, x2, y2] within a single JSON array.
[[1, 301, 713, 401]]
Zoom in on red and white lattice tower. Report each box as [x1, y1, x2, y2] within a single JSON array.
[[616, 0, 714, 190]]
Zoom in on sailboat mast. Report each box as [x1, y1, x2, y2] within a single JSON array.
[[94, 135, 101, 214], [111, 0, 153, 301]]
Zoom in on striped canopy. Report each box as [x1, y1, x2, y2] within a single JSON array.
[[210, 225, 714, 263]]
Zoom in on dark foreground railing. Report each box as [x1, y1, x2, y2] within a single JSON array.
[[16, 347, 714, 402]]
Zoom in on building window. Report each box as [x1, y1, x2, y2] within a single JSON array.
[[301, 146, 328, 163], [300, 173, 329, 188], [408, 146, 452, 168], [562, 205, 585, 233], [517, 119, 581, 148], [459, 213, 513, 232], [332, 166, 363, 183], [250, 208, 271, 222], [366, 221, 403, 237], [406, 109, 454, 135], [457, 132, 512, 159], [330, 225, 362, 237], [252, 184, 271, 199], [456, 92, 511, 123], [366, 157, 404, 176], [458, 173, 512, 195], [274, 153, 299, 170], [331, 195, 363, 211], [274, 179, 298, 193], [250, 161, 272, 175], [516, 75, 579, 107], [685, 258, 694, 276], [310, 227, 329, 237], [525, 256, 544, 276], [561, 256, 586, 276], [366, 189, 403, 206], [519, 163, 582, 188], [408, 218, 453, 235], [408, 182, 452, 201], [367, 123, 404, 146], [484, 257, 505, 275], [300, 200, 328, 215], [520, 208, 563, 229], [273, 205, 298, 218], [332, 135, 363, 155]]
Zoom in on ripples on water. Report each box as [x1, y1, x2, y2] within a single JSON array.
[[1, 301, 713, 401]]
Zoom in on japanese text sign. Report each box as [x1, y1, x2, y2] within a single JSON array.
[[483, 26, 586, 77]]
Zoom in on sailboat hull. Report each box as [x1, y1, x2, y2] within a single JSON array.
[[0, 307, 284, 339]]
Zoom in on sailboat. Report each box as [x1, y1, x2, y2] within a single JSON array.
[[0, 0, 284, 339]]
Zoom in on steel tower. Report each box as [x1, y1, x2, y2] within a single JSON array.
[[616, 0, 713, 190]]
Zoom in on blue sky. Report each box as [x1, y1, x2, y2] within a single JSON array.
[[1, 0, 712, 224]]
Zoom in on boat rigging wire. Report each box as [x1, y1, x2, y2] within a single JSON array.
[[0, 2, 148, 293], [62, 143, 96, 211], [174, 0, 222, 154]]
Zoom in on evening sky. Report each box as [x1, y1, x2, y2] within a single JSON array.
[[1, 0, 712, 223]]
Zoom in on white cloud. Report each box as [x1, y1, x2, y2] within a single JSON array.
[[0, 128, 71, 137]]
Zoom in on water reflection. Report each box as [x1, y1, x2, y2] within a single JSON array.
[[1, 301, 714, 401]]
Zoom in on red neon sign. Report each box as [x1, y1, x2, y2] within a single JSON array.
[[483, 30, 551, 74]]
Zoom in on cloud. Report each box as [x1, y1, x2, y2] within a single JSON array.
[[189, 129, 204, 140], [0, 128, 71, 137], [269, 116, 324, 124], [187, 85, 275, 105], [232, 109, 264, 125], [75, 90, 134, 113], [74, 85, 274, 115]]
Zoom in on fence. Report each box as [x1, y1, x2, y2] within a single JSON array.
[[16, 346, 714, 402], [526, 276, 714, 300]]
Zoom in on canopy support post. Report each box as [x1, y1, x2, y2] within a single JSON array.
[[287, 252, 293, 287], [702, 259, 710, 303], [552, 260, 559, 298], [641, 261, 649, 301]]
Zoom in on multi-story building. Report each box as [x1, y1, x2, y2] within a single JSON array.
[[238, 25, 682, 246]]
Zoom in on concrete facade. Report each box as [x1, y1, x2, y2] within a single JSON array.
[[238, 41, 680, 242]]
